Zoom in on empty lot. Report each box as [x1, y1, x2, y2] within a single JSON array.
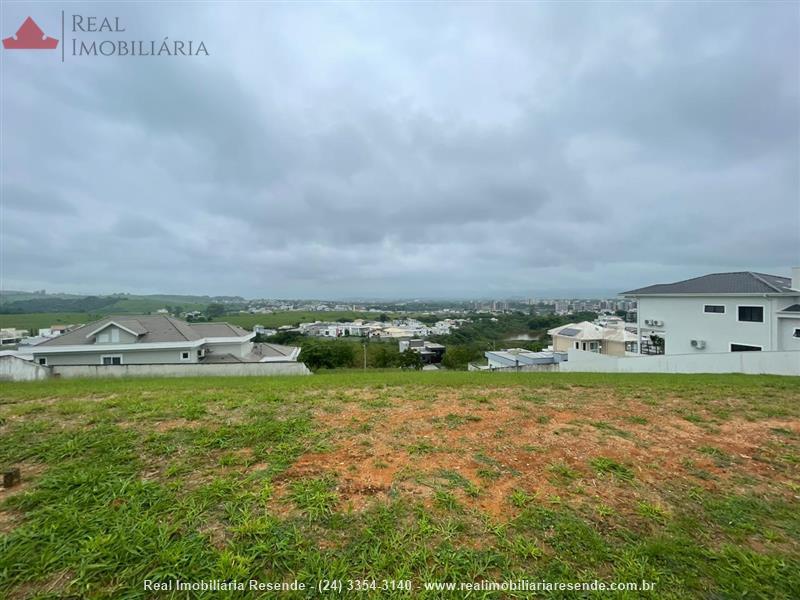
[[1, 372, 798, 598]]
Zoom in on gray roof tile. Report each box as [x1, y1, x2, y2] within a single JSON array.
[[36, 315, 249, 346], [622, 272, 794, 296]]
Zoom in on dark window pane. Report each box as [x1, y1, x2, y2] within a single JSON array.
[[704, 305, 724, 313], [737, 306, 763, 322], [731, 344, 761, 352]]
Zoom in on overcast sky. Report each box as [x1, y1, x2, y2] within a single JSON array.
[[1, 2, 798, 299]]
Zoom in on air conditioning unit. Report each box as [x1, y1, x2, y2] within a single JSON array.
[[690, 339, 706, 349], [644, 319, 654, 326], [652, 320, 664, 327]]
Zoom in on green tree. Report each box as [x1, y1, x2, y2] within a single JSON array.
[[442, 345, 481, 370], [371, 345, 400, 368], [299, 340, 356, 370], [397, 348, 423, 370], [206, 303, 226, 319]]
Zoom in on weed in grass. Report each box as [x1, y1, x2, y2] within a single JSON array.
[[637, 501, 669, 523], [682, 458, 716, 481], [682, 412, 705, 424], [589, 457, 634, 481], [407, 441, 438, 455], [433, 490, 462, 512], [521, 394, 546, 405], [589, 421, 632, 439], [536, 414, 552, 425], [436, 469, 481, 497], [509, 489, 535, 508], [595, 503, 616, 518], [522, 444, 545, 453], [698, 445, 735, 467], [770, 427, 798, 439], [442, 413, 468, 428], [547, 462, 579, 482], [289, 477, 339, 520], [625, 416, 648, 425]]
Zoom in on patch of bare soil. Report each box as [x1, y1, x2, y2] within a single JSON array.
[[0, 461, 48, 536], [273, 389, 799, 520], [7, 570, 74, 600]]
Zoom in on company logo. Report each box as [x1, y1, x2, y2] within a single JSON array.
[[2, 17, 59, 50]]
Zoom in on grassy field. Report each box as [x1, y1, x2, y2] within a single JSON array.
[[0, 311, 394, 334], [1, 372, 798, 598], [0, 313, 102, 333]]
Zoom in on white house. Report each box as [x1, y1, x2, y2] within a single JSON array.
[[548, 321, 638, 356], [621, 269, 800, 355], [30, 315, 300, 366], [481, 348, 566, 370]]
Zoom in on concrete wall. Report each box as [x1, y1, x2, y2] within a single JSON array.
[[778, 318, 800, 352], [36, 348, 199, 366], [479, 363, 561, 373], [561, 348, 800, 376], [0, 355, 51, 381], [637, 295, 800, 355], [603, 339, 627, 357], [51, 361, 311, 379], [206, 340, 252, 358]]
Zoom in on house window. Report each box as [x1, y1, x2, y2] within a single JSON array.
[[793, 328, 800, 339], [101, 355, 122, 365], [737, 306, 764, 322], [180, 351, 190, 361], [38, 357, 47, 366], [704, 305, 725, 314], [730, 343, 762, 352]]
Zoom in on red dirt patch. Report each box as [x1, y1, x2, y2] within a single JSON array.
[[273, 389, 799, 519]]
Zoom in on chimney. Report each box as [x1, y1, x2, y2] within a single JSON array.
[[793, 267, 800, 292]]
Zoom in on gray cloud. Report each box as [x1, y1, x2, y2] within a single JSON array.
[[1, 1, 797, 298]]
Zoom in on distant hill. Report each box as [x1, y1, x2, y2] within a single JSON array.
[[0, 291, 243, 315]]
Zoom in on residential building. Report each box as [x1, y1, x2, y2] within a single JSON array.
[[0, 328, 28, 345], [481, 348, 567, 370], [398, 339, 445, 364], [621, 269, 800, 354], [252, 325, 278, 337], [30, 315, 300, 366], [548, 321, 638, 356]]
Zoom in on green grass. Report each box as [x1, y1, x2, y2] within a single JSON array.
[[0, 309, 397, 334], [0, 312, 101, 332], [0, 371, 798, 598]]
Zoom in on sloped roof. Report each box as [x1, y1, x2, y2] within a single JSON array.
[[547, 321, 605, 340], [779, 304, 800, 312], [622, 272, 793, 296], [189, 322, 250, 338], [36, 315, 250, 347], [548, 321, 636, 343]]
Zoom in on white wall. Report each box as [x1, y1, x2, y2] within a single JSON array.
[[0, 355, 50, 381], [778, 318, 800, 352], [51, 362, 311, 379], [561, 348, 800, 376], [637, 295, 800, 354], [35, 348, 200, 366]]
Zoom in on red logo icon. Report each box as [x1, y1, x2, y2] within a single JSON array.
[[3, 17, 59, 50]]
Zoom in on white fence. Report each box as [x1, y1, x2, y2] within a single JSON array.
[[0, 355, 51, 381], [51, 362, 312, 379], [0, 359, 311, 381], [560, 349, 800, 376]]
